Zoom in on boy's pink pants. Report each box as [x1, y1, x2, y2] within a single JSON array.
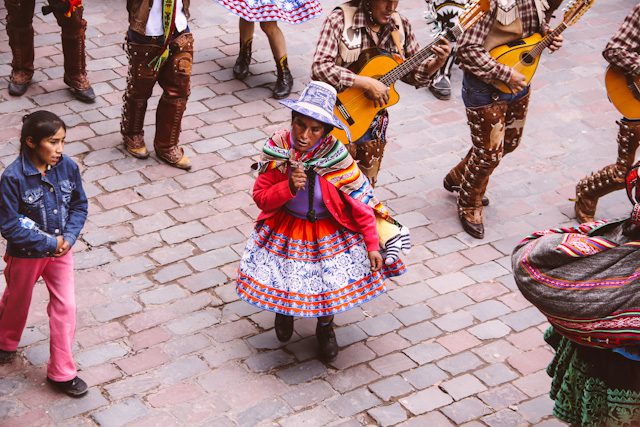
[[0, 251, 77, 381]]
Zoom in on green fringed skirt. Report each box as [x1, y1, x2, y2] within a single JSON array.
[[545, 328, 640, 426]]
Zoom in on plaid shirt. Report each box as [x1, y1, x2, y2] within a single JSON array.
[[311, 5, 435, 92], [457, 0, 546, 84], [603, 4, 640, 77]]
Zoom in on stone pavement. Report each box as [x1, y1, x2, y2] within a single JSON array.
[[0, 0, 635, 425]]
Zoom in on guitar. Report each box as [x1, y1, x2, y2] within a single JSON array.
[[605, 66, 640, 120], [489, 0, 594, 94], [331, 0, 490, 144]]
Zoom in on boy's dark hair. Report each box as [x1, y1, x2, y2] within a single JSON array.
[[20, 111, 66, 153], [291, 111, 334, 136]]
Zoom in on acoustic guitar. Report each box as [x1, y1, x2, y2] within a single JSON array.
[[331, 0, 490, 144], [490, 0, 594, 94], [605, 66, 640, 120]]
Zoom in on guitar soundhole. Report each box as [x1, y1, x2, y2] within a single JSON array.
[[520, 53, 534, 66]]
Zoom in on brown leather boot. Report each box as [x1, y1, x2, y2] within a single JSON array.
[[5, 0, 35, 96], [154, 33, 193, 170], [154, 95, 191, 170], [121, 41, 163, 159], [575, 120, 640, 223], [273, 55, 293, 99], [443, 149, 489, 206], [457, 102, 508, 239], [57, 6, 95, 103], [503, 91, 530, 155], [348, 139, 385, 187], [233, 38, 252, 80]]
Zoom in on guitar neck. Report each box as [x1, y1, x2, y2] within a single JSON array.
[[379, 25, 462, 86], [529, 22, 567, 59]]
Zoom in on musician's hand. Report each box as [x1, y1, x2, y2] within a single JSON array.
[[548, 34, 563, 53], [289, 165, 307, 194], [431, 39, 451, 65], [356, 75, 390, 108], [508, 69, 528, 93]]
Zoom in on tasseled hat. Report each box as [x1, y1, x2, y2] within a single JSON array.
[[626, 161, 640, 225]]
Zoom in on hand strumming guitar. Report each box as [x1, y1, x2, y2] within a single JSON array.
[[354, 75, 390, 108], [289, 164, 307, 194], [508, 69, 528, 93]]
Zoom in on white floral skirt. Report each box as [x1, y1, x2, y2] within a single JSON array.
[[236, 210, 406, 317], [214, 0, 322, 24]]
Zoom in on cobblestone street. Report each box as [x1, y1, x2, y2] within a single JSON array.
[[0, 0, 636, 425]]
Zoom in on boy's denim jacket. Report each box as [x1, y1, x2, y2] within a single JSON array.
[[0, 153, 88, 258]]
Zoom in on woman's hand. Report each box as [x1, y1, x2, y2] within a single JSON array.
[[289, 164, 307, 194], [368, 251, 383, 272], [54, 236, 70, 257]]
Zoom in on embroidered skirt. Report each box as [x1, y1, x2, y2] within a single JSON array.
[[236, 210, 406, 317], [545, 328, 640, 426], [215, 0, 322, 24]]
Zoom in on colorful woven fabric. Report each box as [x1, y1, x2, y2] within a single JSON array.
[[214, 0, 321, 24], [545, 328, 640, 426], [236, 210, 405, 317], [512, 218, 640, 348], [253, 129, 401, 228]]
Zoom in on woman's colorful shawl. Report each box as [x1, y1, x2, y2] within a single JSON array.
[[512, 219, 640, 349], [253, 129, 401, 228], [252, 130, 410, 263]]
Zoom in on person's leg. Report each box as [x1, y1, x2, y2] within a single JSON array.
[[155, 32, 194, 170], [353, 139, 386, 188], [4, 0, 36, 96], [41, 251, 77, 382], [121, 32, 163, 159], [260, 21, 292, 99], [274, 313, 294, 342], [575, 118, 640, 223], [0, 256, 47, 356], [316, 315, 337, 362], [233, 18, 255, 80], [50, 2, 95, 102], [502, 89, 530, 155]]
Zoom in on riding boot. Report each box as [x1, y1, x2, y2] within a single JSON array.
[[348, 139, 386, 187], [233, 38, 252, 80], [273, 55, 293, 99], [121, 40, 163, 159], [5, 0, 36, 96], [503, 91, 530, 155], [154, 33, 194, 170], [56, 6, 95, 102], [443, 149, 489, 206], [575, 120, 640, 223], [457, 102, 508, 239]]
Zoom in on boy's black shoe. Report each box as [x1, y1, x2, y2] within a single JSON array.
[[47, 376, 88, 397], [275, 313, 294, 342], [316, 322, 338, 362], [0, 349, 16, 364]]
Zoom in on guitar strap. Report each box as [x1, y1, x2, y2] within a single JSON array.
[[390, 29, 404, 59]]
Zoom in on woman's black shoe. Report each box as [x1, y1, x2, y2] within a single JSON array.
[[316, 322, 338, 362], [275, 313, 294, 342], [47, 376, 88, 397], [0, 349, 16, 364]]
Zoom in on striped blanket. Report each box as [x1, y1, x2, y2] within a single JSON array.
[[512, 219, 640, 349]]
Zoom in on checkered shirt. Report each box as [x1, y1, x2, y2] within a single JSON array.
[[457, 0, 547, 84], [603, 4, 640, 76], [311, 5, 435, 92]]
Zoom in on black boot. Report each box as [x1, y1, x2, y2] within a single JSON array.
[[274, 313, 294, 342], [47, 376, 88, 397], [273, 55, 293, 99], [0, 349, 16, 364], [429, 74, 451, 100], [316, 320, 338, 362], [233, 38, 252, 80]]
